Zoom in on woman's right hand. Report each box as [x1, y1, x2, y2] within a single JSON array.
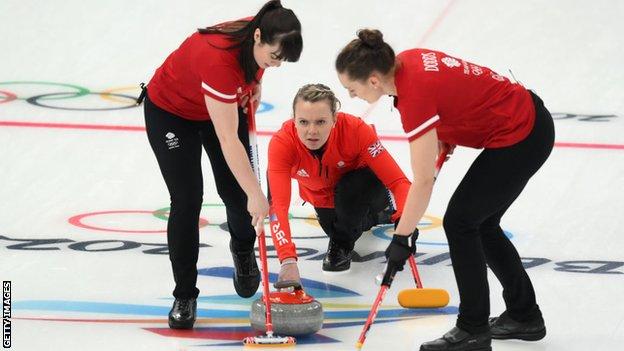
[[248, 189, 270, 228]]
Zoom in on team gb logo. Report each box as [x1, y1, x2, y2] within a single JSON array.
[[442, 57, 461, 68]]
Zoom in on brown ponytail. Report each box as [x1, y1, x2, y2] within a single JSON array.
[[335, 29, 395, 81]]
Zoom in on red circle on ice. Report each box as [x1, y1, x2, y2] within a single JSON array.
[[68, 210, 209, 233]]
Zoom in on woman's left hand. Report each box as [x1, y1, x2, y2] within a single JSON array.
[[277, 258, 301, 287], [242, 84, 262, 114], [438, 141, 456, 161]]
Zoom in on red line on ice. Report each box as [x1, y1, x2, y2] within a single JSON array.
[[2, 120, 623, 150]]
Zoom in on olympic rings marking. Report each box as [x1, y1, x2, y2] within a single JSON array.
[[153, 204, 222, 226], [371, 218, 514, 247], [0, 90, 18, 104], [371, 215, 444, 245], [26, 92, 138, 111], [288, 215, 326, 239], [99, 86, 142, 104], [68, 210, 210, 234], [152, 204, 325, 239], [0, 80, 275, 113], [0, 81, 90, 100], [69, 206, 453, 240], [68, 206, 319, 235]]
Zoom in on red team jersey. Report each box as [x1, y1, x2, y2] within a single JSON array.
[[395, 49, 535, 148], [267, 113, 412, 262], [148, 31, 264, 120]]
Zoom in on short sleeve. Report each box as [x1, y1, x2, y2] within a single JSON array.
[[397, 97, 440, 141], [397, 75, 441, 142], [199, 64, 241, 103]]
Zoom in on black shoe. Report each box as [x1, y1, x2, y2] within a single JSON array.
[[230, 242, 260, 298], [420, 327, 491, 351], [362, 207, 394, 232], [168, 298, 197, 329], [322, 240, 352, 272], [375, 206, 394, 225], [489, 311, 546, 341]]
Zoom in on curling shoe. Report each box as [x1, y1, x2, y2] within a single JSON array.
[[230, 242, 260, 298], [322, 240, 352, 272], [489, 311, 546, 341], [420, 327, 491, 351], [374, 206, 395, 225], [168, 298, 197, 329]]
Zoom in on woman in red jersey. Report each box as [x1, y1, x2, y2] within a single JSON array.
[[267, 83, 413, 286], [336, 30, 554, 351], [142, 0, 302, 330]]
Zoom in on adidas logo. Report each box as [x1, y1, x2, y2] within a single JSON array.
[[296, 169, 309, 177], [165, 132, 175, 139]]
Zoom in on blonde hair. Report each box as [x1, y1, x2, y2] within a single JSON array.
[[292, 83, 341, 116]]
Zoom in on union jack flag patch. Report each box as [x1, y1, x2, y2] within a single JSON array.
[[367, 140, 384, 158]]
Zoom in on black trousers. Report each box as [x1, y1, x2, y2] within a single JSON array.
[[315, 168, 390, 251], [444, 91, 555, 333], [144, 94, 256, 299]]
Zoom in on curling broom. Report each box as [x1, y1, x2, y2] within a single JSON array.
[[361, 103, 450, 310], [241, 98, 296, 347], [397, 149, 450, 308]]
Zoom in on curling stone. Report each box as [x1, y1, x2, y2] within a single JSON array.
[[250, 281, 323, 336]]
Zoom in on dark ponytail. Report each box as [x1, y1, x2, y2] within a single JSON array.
[[199, 0, 302, 83], [335, 29, 395, 81]]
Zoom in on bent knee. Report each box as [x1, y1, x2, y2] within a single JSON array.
[[443, 207, 481, 238]]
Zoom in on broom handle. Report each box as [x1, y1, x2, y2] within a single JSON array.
[[407, 256, 424, 289], [247, 99, 261, 182], [257, 225, 274, 335], [246, 99, 274, 336], [356, 285, 388, 349], [360, 150, 449, 349]]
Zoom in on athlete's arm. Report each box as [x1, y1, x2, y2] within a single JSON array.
[[204, 95, 269, 227], [267, 137, 298, 262], [394, 128, 439, 236]]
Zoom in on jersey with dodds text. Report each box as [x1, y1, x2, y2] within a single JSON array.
[[267, 113, 411, 262], [148, 31, 263, 120], [395, 48, 535, 148]]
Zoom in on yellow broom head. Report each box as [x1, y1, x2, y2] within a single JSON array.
[[397, 288, 450, 308]]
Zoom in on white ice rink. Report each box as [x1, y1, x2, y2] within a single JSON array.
[[1, 0, 623, 350]]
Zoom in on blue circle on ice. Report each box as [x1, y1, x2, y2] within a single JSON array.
[[371, 224, 513, 246], [257, 101, 274, 114]]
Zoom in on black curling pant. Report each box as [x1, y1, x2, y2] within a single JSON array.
[[444, 91, 555, 333], [315, 167, 390, 251], [144, 94, 256, 299]]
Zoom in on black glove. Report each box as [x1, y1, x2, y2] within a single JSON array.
[[391, 218, 419, 243], [382, 228, 419, 286]]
